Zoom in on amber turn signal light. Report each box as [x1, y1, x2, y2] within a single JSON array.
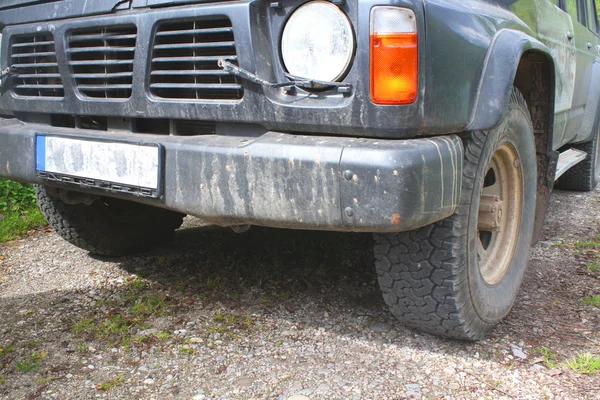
[[370, 7, 418, 105]]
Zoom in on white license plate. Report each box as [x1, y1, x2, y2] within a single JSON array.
[[36, 135, 161, 193]]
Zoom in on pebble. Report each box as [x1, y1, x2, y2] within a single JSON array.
[[288, 396, 311, 400], [370, 322, 391, 333], [510, 345, 528, 360], [315, 383, 330, 394], [143, 379, 155, 385]]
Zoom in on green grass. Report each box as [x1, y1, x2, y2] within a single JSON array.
[[14, 350, 45, 373], [179, 345, 196, 355], [0, 208, 46, 243], [581, 295, 600, 307], [0, 345, 14, 358], [96, 374, 124, 391], [0, 179, 46, 243], [534, 347, 559, 369], [573, 238, 600, 249], [566, 353, 600, 375]]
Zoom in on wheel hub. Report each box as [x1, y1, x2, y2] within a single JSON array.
[[477, 195, 504, 231], [476, 143, 523, 286]]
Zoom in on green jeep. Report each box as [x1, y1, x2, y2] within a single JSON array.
[[0, 0, 599, 340]]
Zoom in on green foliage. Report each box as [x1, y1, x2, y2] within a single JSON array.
[[0, 179, 46, 243], [534, 346, 559, 369], [96, 374, 124, 391], [0, 179, 37, 214], [566, 353, 600, 375], [581, 295, 600, 306], [14, 350, 45, 373]]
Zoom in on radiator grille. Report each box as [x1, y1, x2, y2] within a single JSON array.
[[11, 33, 64, 97], [67, 25, 137, 99], [149, 18, 243, 100]]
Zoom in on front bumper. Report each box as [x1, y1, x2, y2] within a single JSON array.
[[0, 119, 462, 232]]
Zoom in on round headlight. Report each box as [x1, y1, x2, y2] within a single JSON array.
[[281, 1, 354, 82]]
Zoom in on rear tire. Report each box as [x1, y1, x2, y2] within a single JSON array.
[[554, 126, 600, 191], [374, 88, 537, 340], [36, 185, 184, 256]]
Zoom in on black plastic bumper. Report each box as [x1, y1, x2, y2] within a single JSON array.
[[0, 119, 463, 232]]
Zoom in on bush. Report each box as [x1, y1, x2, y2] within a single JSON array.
[[0, 179, 37, 214]]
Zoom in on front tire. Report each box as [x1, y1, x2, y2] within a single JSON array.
[[36, 185, 184, 256], [374, 88, 537, 340]]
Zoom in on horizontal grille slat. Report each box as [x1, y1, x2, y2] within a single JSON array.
[[15, 73, 61, 79], [68, 59, 134, 66], [77, 84, 133, 91], [10, 33, 64, 97], [11, 62, 59, 69], [14, 84, 64, 90], [69, 33, 137, 42], [11, 51, 56, 58], [150, 83, 243, 90], [68, 46, 136, 54], [72, 72, 133, 79], [11, 40, 54, 48], [150, 70, 229, 76], [67, 25, 137, 99], [149, 18, 243, 100], [152, 41, 235, 51], [151, 55, 237, 63], [155, 27, 233, 37]]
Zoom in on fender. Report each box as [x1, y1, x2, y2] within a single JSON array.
[[574, 61, 600, 143], [466, 29, 555, 132]]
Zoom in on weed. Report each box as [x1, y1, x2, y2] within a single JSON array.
[[156, 331, 170, 342], [124, 276, 147, 290], [24, 338, 41, 347], [77, 343, 88, 353], [0, 345, 14, 358], [179, 345, 196, 355], [316, 262, 330, 277], [206, 277, 221, 290], [72, 317, 95, 335], [534, 347, 559, 369], [586, 262, 599, 272], [581, 295, 600, 307], [129, 295, 165, 317], [37, 375, 53, 385], [566, 353, 600, 375], [0, 375, 4, 386], [574, 239, 600, 249], [96, 374, 124, 391], [14, 350, 45, 373]]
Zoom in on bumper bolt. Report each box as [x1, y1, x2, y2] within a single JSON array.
[[343, 170, 353, 181], [344, 207, 355, 218]]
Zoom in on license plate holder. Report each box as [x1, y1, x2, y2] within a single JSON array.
[[35, 134, 163, 198]]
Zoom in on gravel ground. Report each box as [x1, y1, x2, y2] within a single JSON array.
[[0, 188, 599, 399]]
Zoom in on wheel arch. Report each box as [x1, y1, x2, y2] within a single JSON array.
[[466, 28, 557, 244]]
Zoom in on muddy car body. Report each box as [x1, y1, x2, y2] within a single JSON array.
[[0, 0, 599, 340]]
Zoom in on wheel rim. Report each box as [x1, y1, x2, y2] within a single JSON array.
[[476, 143, 523, 286]]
